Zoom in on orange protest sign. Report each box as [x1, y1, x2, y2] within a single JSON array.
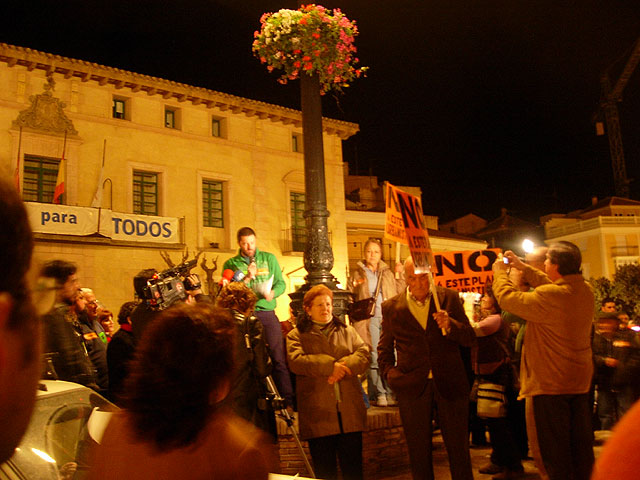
[[432, 249, 501, 294], [385, 183, 434, 273], [384, 182, 407, 243]]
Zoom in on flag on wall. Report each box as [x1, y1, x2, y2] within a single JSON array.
[[53, 131, 68, 204], [53, 154, 65, 204]]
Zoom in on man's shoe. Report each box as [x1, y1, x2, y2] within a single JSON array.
[[386, 396, 397, 406], [479, 463, 503, 474], [375, 396, 388, 407], [492, 468, 525, 480]]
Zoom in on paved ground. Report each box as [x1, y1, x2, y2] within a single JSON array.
[[383, 430, 611, 480]]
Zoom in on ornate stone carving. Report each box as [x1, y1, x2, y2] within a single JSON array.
[[12, 74, 78, 135]]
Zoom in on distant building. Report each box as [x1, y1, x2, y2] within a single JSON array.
[[0, 42, 358, 319], [542, 196, 640, 279], [473, 208, 543, 253], [440, 209, 543, 255], [441, 213, 487, 236]]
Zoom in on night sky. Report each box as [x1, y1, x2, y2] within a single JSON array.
[[2, 0, 640, 223]]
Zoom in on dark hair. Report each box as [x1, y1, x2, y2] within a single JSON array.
[[236, 227, 256, 242], [41, 260, 77, 285], [602, 297, 615, 306], [483, 282, 501, 314], [123, 303, 235, 451], [117, 301, 139, 325], [216, 282, 257, 314], [547, 241, 582, 276], [97, 309, 113, 321], [0, 178, 38, 362], [133, 269, 157, 299]]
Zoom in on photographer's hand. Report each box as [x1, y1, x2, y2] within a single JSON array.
[[185, 274, 203, 296], [504, 250, 526, 270]]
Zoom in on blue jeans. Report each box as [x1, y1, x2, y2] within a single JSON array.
[[255, 310, 294, 405], [598, 388, 635, 430], [368, 315, 393, 400]]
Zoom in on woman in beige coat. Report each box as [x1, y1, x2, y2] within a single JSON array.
[[348, 238, 404, 406], [287, 284, 370, 480]]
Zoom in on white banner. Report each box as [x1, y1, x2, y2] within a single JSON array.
[[25, 203, 180, 244], [26, 202, 100, 236], [109, 211, 179, 243]]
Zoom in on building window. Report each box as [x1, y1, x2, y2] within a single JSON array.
[[165, 108, 176, 128], [133, 171, 158, 215], [22, 155, 60, 203], [112, 98, 126, 119], [290, 192, 306, 251], [292, 133, 302, 153], [212, 118, 221, 137], [202, 180, 224, 228]]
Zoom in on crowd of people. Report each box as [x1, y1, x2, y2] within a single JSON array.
[[2, 171, 640, 480]]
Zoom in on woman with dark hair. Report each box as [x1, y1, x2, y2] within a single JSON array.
[[287, 284, 370, 480], [90, 303, 275, 479], [348, 238, 403, 406], [217, 282, 275, 438], [473, 285, 524, 479]]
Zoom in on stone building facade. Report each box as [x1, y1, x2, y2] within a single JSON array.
[[0, 43, 358, 319]]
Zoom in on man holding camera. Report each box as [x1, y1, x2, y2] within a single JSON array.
[[492, 242, 594, 480], [223, 227, 293, 406]]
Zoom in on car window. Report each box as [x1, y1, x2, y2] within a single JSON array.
[[0, 386, 117, 480]]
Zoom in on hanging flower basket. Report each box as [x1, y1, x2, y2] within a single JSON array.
[[252, 4, 367, 94]]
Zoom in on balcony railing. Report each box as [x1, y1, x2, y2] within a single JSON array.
[[546, 216, 640, 238], [281, 228, 332, 254]]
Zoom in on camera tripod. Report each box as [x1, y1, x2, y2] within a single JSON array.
[[264, 375, 316, 479]]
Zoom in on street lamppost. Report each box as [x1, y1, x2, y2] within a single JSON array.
[[288, 70, 352, 317], [253, 3, 365, 317]]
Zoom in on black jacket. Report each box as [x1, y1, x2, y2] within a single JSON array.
[[227, 310, 274, 436], [44, 304, 98, 389], [107, 325, 135, 405]]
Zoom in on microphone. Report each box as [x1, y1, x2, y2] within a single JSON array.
[[218, 269, 234, 286], [232, 270, 246, 283]]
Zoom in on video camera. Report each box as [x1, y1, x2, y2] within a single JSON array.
[[144, 259, 198, 311]]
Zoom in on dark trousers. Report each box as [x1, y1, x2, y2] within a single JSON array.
[[533, 393, 594, 480], [255, 310, 294, 405], [487, 416, 522, 470], [307, 431, 363, 480], [397, 379, 473, 480]]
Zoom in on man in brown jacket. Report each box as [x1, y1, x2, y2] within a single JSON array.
[[379, 257, 475, 480], [492, 241, 594, 480]]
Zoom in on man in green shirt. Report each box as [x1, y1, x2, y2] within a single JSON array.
[[223, 227, 292, 405]]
